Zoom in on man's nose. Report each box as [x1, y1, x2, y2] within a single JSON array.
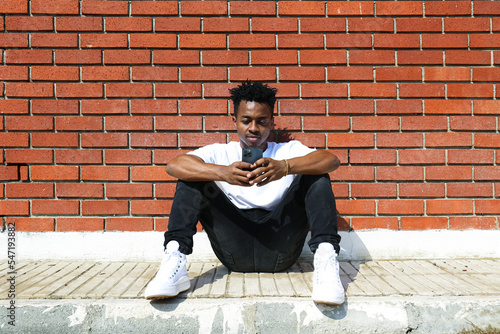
[[249, 121, 258, 132]]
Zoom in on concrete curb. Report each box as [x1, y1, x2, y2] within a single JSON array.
[[1, 296, 499, 334]]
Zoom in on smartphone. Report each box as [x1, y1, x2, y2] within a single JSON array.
[[242, 147, 263, 170]]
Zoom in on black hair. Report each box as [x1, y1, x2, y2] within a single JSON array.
[[228, 80, 278, 116]]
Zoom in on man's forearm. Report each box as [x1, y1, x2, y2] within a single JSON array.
[[166, 155, 226, 182], [288, 150, 340, 175]]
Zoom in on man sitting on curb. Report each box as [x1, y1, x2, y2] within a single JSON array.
[[145, 81, 344, 305]]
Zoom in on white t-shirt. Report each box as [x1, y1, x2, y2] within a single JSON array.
[[188, 141, 315, 211]]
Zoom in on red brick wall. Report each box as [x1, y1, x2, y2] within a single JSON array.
[[1, 1, 499, 232]]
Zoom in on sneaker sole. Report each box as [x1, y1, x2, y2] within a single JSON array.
[[312, 297, 345, 305], [145, 280, 191, 300]]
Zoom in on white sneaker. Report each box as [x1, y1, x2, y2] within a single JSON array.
[[312, 242, 345, 305], [144, 241, 191, 300]]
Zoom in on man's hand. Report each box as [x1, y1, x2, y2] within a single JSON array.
[[222, 161, 256, 186], [246, 158, 287, 187]]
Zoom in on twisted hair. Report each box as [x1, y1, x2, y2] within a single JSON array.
[[228, 80, 278, 116]]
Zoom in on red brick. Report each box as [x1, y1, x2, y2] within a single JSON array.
[[157, 116, 202, 131], [303, 116, 349, 131], [31, 100, 76, 115], [422, 34, 469, 49], [446, 51, 491, 66], [107, 218, 154, 232], [130, 34, 177, 49], [6, 116, 53, 131], [55, 50, 102, 64], [330, 166, 374, 182], [301, 83, 347, 98], [130, 166, 173, 182], [181, 66, 227, 82], [31, 66, 79, 82], [0, 66, 28, 81], [31, 166, 79, 181], [377, 133, 423, 148], [427, 199, 473, 215], [475, 134, 500, 148], [131, 100, 177, 114], [279, 1, 324, 16], [156, 17, 200, 32], [0, 33, 28, 48], [426, 166, 472, 181], [0, 133, 29, 147], [448, 149, 494, 165], [230, 67, 276, 82], [252, 50, 297, 65], [350, 149, 397, 165], [229, 35, 275, 49], [279, 67, 324, 82], [352, 217, 398, 230], [289, 133, 324, 148], [444, 18, 490, 32], [82, 0, 128, 15], [328, 133, 374, 148], [301, 50, 346, 65], [401, 217, 448, 230], [378, 200, 424, 215], [425, 67, 470, 82], [180, 34, 226, 49], [350, 50, 395, 65], [131, 200, 172, 215], [55, 149, 102, 165], [106, 17, 152, 32], [154, 50, 200, 65], [470, 35, 500, 49], [327, 1, 374, 16], [475, 1, 500, 15], [376, 166, 423, 181], [274, 116, 302, 131], [329, 66, 372, 81], [104, 50, 150, 65], [31, 33, 78, 48], [57, 218, 104, 232], [397, 18, 442, 32], [326, 34, 371, 48], [449, 217, 496, 230], [6, 16, 52, 30], [279, 100, 326, 115], [473, 67, 500, 82], [425, 1, 471, 16], [32, 200, 79, 215], [474, 100, 500, 115], [130, 133, 177, 148], [451, 116, 496, 131], [398, 51, 443, 65], [475, 166, 500, 181], [204, 17, 249, 32], [0, 0, 28, 13], [348, 18, 393, 32], [6, 149, 53, 164], [32, 133, 79, 148], [374, 34, 420, 49], [377, 1, 422, 16], [56, 183, 104, 198], [107, 183, 153, 198], [336, 200, 375, 216], [352, 116, 398, 132], [155, 183, 177, 198], [105, 150, 152, 165], [350, 83, 397, 98], [449, 84, 493, 98], [426, 133, 472, 148], [425, 100, 470, 115], [376, 100, 422, 115], [376, 67, 421, 82], [475, 200, 500, 214], [156, 83, 202, 98], [56, 83, 103, 98], [202, 50, 248, 65], [0, 200, 29, 215], [81, 166, 129, 181], [399, 183, 445, 198], [181, 1, 227, 15], [6, 183, 54, 198], [81, 34, 128, 48], [179, 100, 226, 115], [81, 200, 128, 216], [230, 1, 276, 16], [398, 149, 446, 165], [105, 116, 153, 131], [7, 218, 54, 231], [6, 83, 53, 98], [301, 18, 345, 32], [401, 116, 447, 131], [56, 116, 102, 131], [81, 133, 128, 147], [106, 83, 153, 98], [56, 17, 102, 32], [81, 100, 128, 115], [179, 133, 225, 148], [447, 183, 493, 198], [31, 0, 79, 14], [131, 0, 177, 15]]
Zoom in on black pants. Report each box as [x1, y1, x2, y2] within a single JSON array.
[[164, 174, 341, 273]]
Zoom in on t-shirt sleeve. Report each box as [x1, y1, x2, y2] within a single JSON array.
[[286, 140, 316, 159], [187, 144, 217, 164]]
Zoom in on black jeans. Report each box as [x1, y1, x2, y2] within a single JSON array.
[[164, 174, 341, 273]]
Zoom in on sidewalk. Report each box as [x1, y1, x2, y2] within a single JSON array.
[[1, 258, 499, 333]]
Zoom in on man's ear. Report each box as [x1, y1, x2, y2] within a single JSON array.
[[232, 115, 237, 128]]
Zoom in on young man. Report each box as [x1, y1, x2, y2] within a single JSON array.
[[145, 81, 344, 305]]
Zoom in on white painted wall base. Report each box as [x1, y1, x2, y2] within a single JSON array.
[[2, 230, 499, 262]]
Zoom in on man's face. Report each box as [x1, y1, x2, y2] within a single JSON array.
[[233, 100, 274, 150]]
